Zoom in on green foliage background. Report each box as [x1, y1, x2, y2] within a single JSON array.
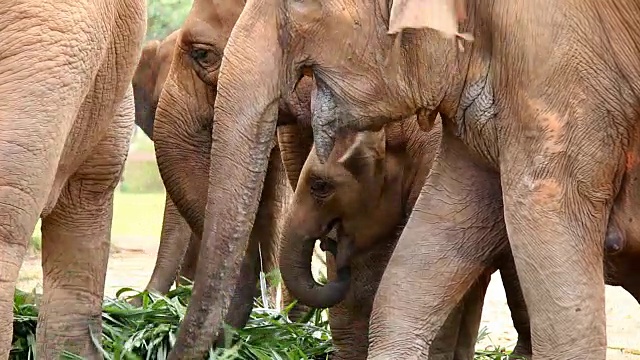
[[146, 0, 194, 40]]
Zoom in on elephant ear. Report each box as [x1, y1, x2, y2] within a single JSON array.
[[132, 40, 161, 140], [337, 130, 386, 177], [387, 0, 466, 38]]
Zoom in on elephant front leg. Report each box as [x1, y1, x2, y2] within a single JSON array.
[[177, 232, 201, 284], [0, 191, 40, 359], [500, 125, 617, 358], [38, 114, 134, 359], [367, 126, 506, 359]]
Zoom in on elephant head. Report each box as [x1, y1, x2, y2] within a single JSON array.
[[278, 128, 407, 308], [131, 30, 180, 140]]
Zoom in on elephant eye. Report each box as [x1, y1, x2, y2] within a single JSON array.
[[188, 45, 220, 69], [190, 48, 209, 61], [310, 176, 334, 200]]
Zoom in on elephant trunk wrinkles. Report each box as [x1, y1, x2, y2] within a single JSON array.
[[280, 224, 352, 309], [167, 8, 283, 359]]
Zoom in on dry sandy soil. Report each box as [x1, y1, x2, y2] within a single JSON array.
[[17, 234, 640, 358]]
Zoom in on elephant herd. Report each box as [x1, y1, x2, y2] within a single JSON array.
[[1, 0, 640, 359]]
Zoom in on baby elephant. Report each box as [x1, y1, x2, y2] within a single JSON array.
[[279, 118, 531, 359]]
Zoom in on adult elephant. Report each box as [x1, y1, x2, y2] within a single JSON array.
[[131, 30, 299, 310], [0, 0, 146, 358], [152, 0, 640, 358], [140, 15, 530, 360]]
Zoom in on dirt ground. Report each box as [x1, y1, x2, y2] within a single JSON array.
[[17, 234, 640, 358]]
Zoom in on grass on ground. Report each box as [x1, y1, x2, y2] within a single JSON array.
[[11, 282, 519, 360], [17, 152, 519, 359]]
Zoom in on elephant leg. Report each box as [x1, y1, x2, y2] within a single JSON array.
[[499, 252, 532, 359], [325, 234, 398, 359], [177, 232, 200, 285], [427, 269, 490, 360], [368, 125, 506, 359], [0, 17, 118, 360], [452, 270, 492, 360], [37, 95, 134, 359], [500, 113, 615, 358], [131, 194, 192, 306]]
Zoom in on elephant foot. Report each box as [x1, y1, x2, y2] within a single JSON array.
[[510, 342, 532, 360]]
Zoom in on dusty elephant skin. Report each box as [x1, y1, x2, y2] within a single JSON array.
[[0, 0, 146, 358], [131, 30, 295, 312], [203, 0, 640, 359]]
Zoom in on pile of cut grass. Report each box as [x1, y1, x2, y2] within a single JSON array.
[[11, 284, 518, 359]]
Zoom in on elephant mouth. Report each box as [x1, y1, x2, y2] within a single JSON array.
[[318, 220, 355, 277]]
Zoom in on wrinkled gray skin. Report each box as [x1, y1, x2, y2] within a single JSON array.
[[130, 31, 290, 310], [279, 118, 533, 359], [0, 0, 146, 358], [163, 0, 640, 358]]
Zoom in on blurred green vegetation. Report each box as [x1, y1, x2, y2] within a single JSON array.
[[121, 131, 165, 194], [29, 191, 166, 252], [146, 0, 194, 40]]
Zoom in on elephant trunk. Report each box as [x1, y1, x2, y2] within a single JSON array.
[[154, 74, 210, 236], [280, 221, 352, 309], [167, 7, 285, 359]]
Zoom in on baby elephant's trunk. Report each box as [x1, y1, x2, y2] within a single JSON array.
[[279, 223, 352, 309]]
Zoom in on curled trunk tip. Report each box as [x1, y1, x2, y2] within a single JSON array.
[[281, 229, 351, 309]]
